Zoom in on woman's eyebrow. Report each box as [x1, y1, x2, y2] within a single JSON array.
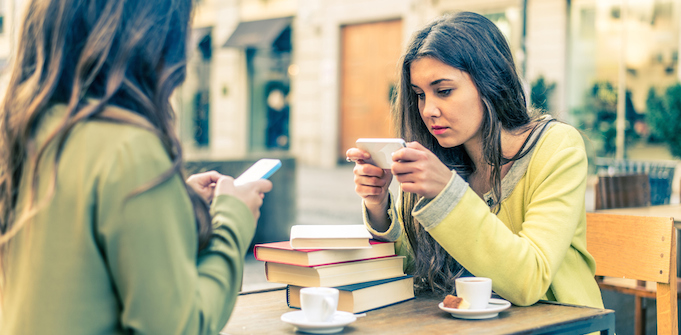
[[411, 78, 454, 89], [429, 78, 453, 86]]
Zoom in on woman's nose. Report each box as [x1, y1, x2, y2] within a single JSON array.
[[422, 97, 441, 117]]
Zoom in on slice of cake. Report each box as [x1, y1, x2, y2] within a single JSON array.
[[443, 294, 471, 309]]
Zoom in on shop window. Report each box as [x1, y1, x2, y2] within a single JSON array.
[[568, 0, 679, 158], [224, 17, 292, 153]]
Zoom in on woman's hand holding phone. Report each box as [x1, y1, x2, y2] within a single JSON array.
[[390, 141, 453, 199], [187, 171, 223, 203], [347, 148, 392, 205], [346, 146, 395, 232], [215, 176, 272, 223], [208, 158, 279, 222]]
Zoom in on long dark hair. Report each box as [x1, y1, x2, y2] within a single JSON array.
[[0, 0, 212, 260], [393, 12, 550, 293]]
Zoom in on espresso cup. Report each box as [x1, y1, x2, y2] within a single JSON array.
[[455, 277, 492, 310], [300, 287, 339, 323]]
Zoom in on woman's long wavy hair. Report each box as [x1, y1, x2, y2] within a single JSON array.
[[393, 12, 551, 293], [0, 0, 212, 266]]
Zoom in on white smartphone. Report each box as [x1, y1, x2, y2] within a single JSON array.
[[355, 138, 407, 169], [233, 159, 282, 186]]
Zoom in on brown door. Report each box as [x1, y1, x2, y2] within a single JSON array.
[[339, 19, 403, 162]]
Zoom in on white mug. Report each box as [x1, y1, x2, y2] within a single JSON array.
[[455, 277, 492, 310], [300, 287, 339, 323]]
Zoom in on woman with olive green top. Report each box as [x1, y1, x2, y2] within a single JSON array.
[[0, 0, 271, 333], [1, 104, 265, 334]]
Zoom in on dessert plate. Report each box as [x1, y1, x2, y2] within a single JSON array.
[[281, 310, 357, 334], [439, 298, 511, 320]]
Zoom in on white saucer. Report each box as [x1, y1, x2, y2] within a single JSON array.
[[281, 310, 357, 334], [439, 298, 511, 319]]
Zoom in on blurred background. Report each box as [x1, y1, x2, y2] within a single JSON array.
[[0, 0, 680, 334]]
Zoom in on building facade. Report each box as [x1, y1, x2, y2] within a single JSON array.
[[0, 0, 679, 167], [183, 0, 576, 167]]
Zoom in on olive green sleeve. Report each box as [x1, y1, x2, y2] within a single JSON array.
[[96, 130, 255, 335]]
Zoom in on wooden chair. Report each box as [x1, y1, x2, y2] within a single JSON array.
[[586, 213, 678, 335], [594, 174, 651, 210]]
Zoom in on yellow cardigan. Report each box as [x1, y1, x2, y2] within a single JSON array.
[[366, 122, 604, 308], [2, 104, 254, 334]]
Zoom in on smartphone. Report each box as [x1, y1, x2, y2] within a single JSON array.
[[355, 138, 407, 169], [234, 159, 282, 186]]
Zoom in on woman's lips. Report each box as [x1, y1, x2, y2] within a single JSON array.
[[432, 126, 448, 135]]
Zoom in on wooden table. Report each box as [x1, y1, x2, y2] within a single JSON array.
[[220, 288, 615, 335]]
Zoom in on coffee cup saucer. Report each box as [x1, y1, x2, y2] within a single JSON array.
[[439, 298, 511, 320], [281, 310, 357, 334]]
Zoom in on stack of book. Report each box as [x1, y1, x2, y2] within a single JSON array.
[[254, 224, 414, 313]]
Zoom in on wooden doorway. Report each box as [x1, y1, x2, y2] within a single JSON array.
[[339, 19, 403, 163]]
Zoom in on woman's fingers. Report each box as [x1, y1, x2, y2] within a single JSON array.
[[250, 179, 273, 194], [187, 170, 222, 186], [186, 170, 225, 203], [390, 142, 428, 163], [345, 147, 370, 163], [214, 176, 273, 223], [351, 155, 392, 205], [390, 143, 453, 199], [354, 161, 384, 178]]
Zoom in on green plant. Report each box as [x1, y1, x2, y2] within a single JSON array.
[[646, 83, 681, 158], [572, 81, 639, 157], [530, 75, 556, 113]]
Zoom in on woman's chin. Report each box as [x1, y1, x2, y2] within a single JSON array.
[[434, 137, 460, 149]]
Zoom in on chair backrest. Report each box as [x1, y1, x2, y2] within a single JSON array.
[[586, 213, 678, 334], [595, 157, 677, 205], [594, 174, 651, 210]]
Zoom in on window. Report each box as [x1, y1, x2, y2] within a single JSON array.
[[568, 0, 679, 157]]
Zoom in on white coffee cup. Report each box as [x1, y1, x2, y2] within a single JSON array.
[[300, 287, 339, 323], [455, 277, 492, 310]]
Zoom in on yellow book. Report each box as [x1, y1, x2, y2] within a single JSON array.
[[265, 255, 405, 287]]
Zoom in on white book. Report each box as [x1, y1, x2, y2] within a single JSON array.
[[289, 224, 372, 249]]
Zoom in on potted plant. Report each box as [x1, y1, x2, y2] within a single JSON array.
[[646, 83, 681, 158]]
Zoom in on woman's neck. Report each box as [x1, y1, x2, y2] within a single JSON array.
[[464, 127, 532, 196], [465, 128, 530, 170]]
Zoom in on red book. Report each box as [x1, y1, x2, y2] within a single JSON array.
[[253, 240, 395, 267]]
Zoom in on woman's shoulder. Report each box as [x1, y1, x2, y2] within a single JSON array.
[[536, 120, 584, 150], [525, 120, 587, 174], [74, 105, 163, 153], [65, 105, 175, 186], [39, 103, 159, 147], [39, 103, 171, 172]]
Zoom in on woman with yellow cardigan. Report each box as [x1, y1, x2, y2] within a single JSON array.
[[347, 12, 603, 309]]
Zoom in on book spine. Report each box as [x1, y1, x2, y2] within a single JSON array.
[[286, 285, 291, 308], [356, 296, 415, 314]]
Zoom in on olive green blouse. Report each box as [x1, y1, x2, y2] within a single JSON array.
[[1, 104, 255, 334]]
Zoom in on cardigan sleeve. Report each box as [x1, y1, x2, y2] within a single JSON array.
[[362, 191, 417, 271], [95, 129, 255, 334], [416, 127, 589, 306]]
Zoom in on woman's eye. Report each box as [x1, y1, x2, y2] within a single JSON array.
[[415, 92, 425, 100], [438, 89, 452, 96]]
